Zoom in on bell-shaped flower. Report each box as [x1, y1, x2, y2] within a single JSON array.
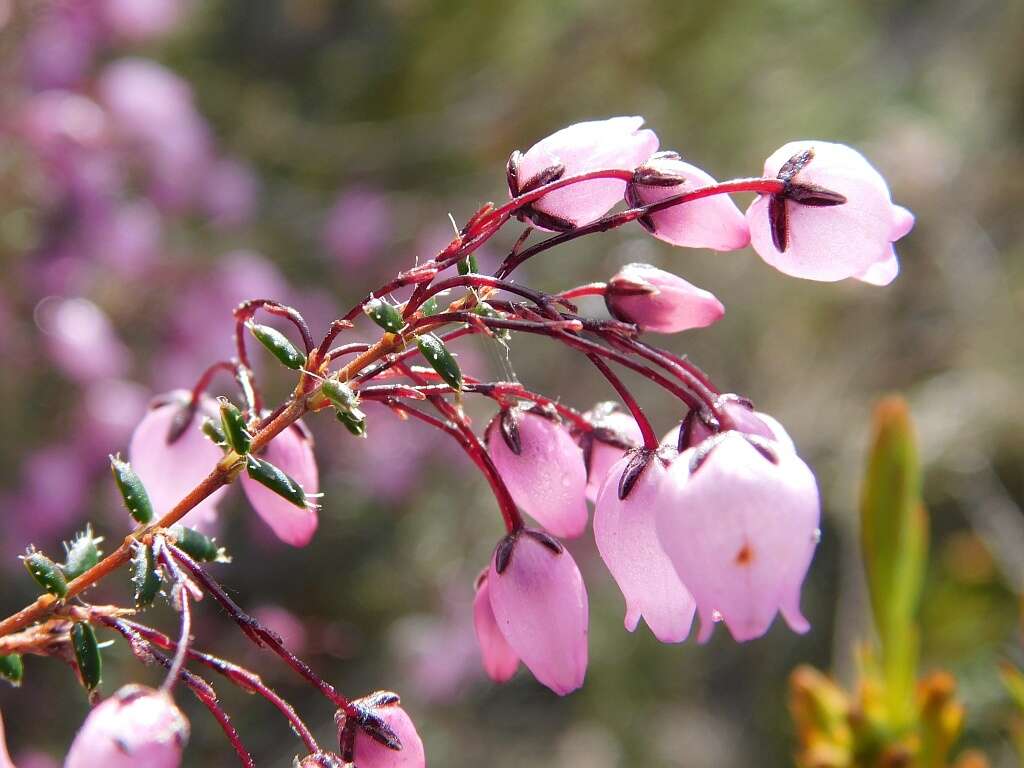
[[64, 684, 189, 768], [627, 153, 750, 251], [665, 395, 794, 454], [604, 263, 724, 334], [746, 141, 914, 284], [509, 117, 658, 230], [656, 432, 820, 642], [486, 408, 588, 538], [593, 453, 695, 642], [580, 402, 642, 502], [338, 693, 425, 768], [472, 571, 520, 683], [240, 423, 319, 547], [486, 529, 588, 695], [128, 392, 228, 530]]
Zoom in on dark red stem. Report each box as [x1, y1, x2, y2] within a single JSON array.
[[584, 353, 659, 450]]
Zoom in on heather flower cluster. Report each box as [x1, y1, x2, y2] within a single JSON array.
[[0, 112, 912, 767]]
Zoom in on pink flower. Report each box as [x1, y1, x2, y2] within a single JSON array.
[[656, 432, 820, 642], [36, 296, 129, 383], [100, 0, 186, 43], [486, 529, 588, 695], [200, 158, 259, 228], [594, 454, 696, 642], [604, 263, 724, 334], [509, 117, 658, 230], [241, 423, 319, 546], [64, 684, 189, 768], [472, 571, 519, 683], [323, 188, 392, 268], [664, 396, 793, 453], [128, 392, 228, 530], [627, 152, 749, 250], [486, 408, 588, 539], [580, 402, 642, 503], [340, 694, 425, 768], [746, 141, 914, 284]]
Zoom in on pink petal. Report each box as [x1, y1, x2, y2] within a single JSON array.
[[516, 117, 658, 228], [593, 457, 695, 642], [632, 157, 749, 251], [656, 433, 820, 643], [240, 423, 318, 547], [487, 532, 588, 695], [486, 410, 588, 539], [583, 408, 643, 503], [352, 706, 425, 768], [605, 263, 725, 334], [64, 685, 189, 768], [100, 0, 186, 43], [128, 394, 228, 530], [472, 574, 520, 683]]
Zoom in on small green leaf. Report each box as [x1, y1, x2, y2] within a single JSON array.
[[218, 398, 252, 455], [245, 455, 308, 508], [62, 525, 102, 580], [364, 297, 405, 333], [23, 550, 68, 598], [475, 302, 511, 342], [248, 322, 306, 370], [336, 407, 367, 438], [71, 621, 102, 691], [322, 379, 359, 410], [457, 253, 479, 275], [0, 654, 24, 687], [201, 417, 227, 447], [130, 543, 162, 609], [416, 333, 462, 390], [420, 296, 441, 316], [171, 526, 229, 563], [110, 455, 154, 525]]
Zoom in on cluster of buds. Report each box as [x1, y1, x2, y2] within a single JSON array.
[[0, 115, 913, 765]]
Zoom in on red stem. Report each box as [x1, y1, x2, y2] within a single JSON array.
[[585, 354, 659, 450], [556, 282, 608, 301]]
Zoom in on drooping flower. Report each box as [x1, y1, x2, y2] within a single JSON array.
[[604, 262, 724, 334], [746, 141, 914, 284], [486, 529, 588, 695], [240, 423, 319, 547], [593, 453, 695, 642], [128, 392, 228, 531], [485, 407, 588, 539], [472, 571, 519, 683], [579, 402, 642, 502], [337, 693, 425, 768], [665, 395, 793, 454], [508, 117, 658, 230], [656, 431, 820, 642], [627, 152, 750, 251], [64, 684, 189, 768]]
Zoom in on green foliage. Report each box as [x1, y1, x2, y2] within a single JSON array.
[[110, 455, 155, 525]]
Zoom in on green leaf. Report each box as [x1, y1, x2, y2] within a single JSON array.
[[110, 455, 154, 525], [364, 297, 405, 333], [0, 654, 23, 687], [859, 396, 927, 726], [71, 622, 102, 691], [248, 322, 306, 370], [218, 398, 252, 455], [62, 525, 102, 580], [171, 526, 229, 563], [22, 549, 68, 598], [415, 333, 463, 390], [130, 543, 162, 609], [245, 455, 309, 508]]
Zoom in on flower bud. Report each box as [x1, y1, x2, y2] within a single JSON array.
[[746, 141, 914, 284], [65, 684, 189, 768], [486, 408, 588, 539], [510, 117, 659, 229], [594, 455, 695, 642], [240, 424, 319, 546], [627, 153, 750, 250], [129, 393, 229, 530], [472, 572, 519, 683], [248, 322, 306, 370], [656, 432, 820, 642], [487, 529, 588, 695], [110, 455, 154, 525], [337, 694, 425, 768], [605, 263, 724, 334], [580, 403, 643, 502]]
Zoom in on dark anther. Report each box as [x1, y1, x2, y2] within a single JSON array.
[[768, 194, 789, 252], [524, 528, 565, 555], [785, 182, 847, 207], [579, 432, 595, 476], [499, 409, 522, 455], [689, 433, 728, 474], [744, 435, 779, 465], [777, 149, 815, 183], [618, 449, 654, 500], [506, 150, 523, 196], [518, 163, 566, 194], [361, 690, 401, 708], [494, 532, 519, 574], [352, 705, 402, 751], [675, 410, 697, 452], [165, 400, 198, 445], [519, 206, 576, 233]]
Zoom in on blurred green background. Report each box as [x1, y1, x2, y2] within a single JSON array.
[[1, 0, 1023, 765]]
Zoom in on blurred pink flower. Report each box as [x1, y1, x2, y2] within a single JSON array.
[[64, 684, 189, 768], [746, 141, 914, 284], [241, 423, 319, 546], [323, 188, 392, 267], [22, 3, 100, 91], [85, 201, 163, 277], [36, 296, 129, 382], [594, 455, 695, 642], [251, 605, 308, 655], [485, 408, 588, 539], [604, 263, 724, 334], [511, 117, 658, 229], [201, 158, 260, 228], [100, 0, 187, 42], [628, 153, 750, 251], [486, 529, 588, 695], [657, 431, 820, 642], [79, 378, 150, 450]]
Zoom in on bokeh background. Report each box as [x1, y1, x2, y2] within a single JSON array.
[[1, 0, 1023, 765]]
